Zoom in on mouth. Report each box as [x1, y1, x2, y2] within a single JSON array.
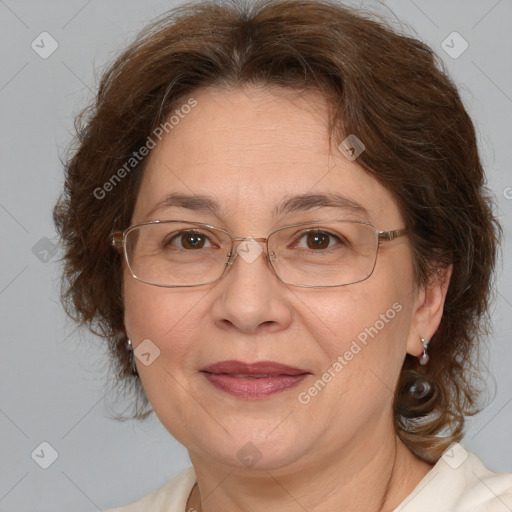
[[200, 360, 311, 399]]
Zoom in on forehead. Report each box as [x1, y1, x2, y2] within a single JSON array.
[[132, 86, 403, 230]]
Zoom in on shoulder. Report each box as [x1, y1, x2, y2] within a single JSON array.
[[103, 465, 196, 512], [454, 450, 512, 511], [396, 444, 512, 512]]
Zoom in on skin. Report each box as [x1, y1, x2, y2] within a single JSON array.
[[123, 85, 452, 511]]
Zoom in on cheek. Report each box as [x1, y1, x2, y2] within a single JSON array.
[[122, 276, 207, 427], [303, 253, 414, 393], [310, 282, 407, 353], [123, 273, 206, 368], [297, 292, 409, 429], [312, 294, 407, 388]]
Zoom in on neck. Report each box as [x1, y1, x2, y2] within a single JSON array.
[[186, 434, 433, 512]]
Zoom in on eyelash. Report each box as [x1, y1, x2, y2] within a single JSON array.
[[164, 229, 347, 251]]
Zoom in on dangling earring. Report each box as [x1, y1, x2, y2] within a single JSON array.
[[126, 339, 138, 376], [418, 337, 430, 366]]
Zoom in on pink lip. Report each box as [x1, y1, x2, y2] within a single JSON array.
[[201, 360, 308, 375], [201, 360, 310, 399]]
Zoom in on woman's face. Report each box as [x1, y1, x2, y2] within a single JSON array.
[[124, 86, 425, 472]]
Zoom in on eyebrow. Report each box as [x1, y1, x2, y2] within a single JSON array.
[[144, 192, 369, 220], [275, 192, 369, 218], [145, 193, 221, 220]]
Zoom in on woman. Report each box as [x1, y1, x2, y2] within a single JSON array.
[[53, 0, 512, 510]]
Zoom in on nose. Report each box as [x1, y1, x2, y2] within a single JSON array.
[[210, 238, 292, 334], [227, 237, 276, 268]]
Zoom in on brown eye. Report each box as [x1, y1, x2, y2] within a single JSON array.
[[165, 231, 212, 250], [181, 233, 206, 249], [294, 230, 343, 250], [306, 232, 330, 249]]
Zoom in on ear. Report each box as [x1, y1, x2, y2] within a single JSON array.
[[406, 264, 453, 357]]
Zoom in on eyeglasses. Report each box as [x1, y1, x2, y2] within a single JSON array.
[[111, 220, 407, 288]]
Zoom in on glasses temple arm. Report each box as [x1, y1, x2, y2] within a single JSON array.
[[378, 228, 408, 242]]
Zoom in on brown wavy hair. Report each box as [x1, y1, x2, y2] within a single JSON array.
[[53, 0, 500, 463]]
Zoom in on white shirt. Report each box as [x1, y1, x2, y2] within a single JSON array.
[[103, 448, 512, 511]]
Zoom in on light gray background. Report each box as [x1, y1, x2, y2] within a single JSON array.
[[0, 0, 511, 510]]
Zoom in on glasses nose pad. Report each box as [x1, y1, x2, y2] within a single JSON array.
[[225, 243, 273, 270], [226, 249, 238, 265]]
